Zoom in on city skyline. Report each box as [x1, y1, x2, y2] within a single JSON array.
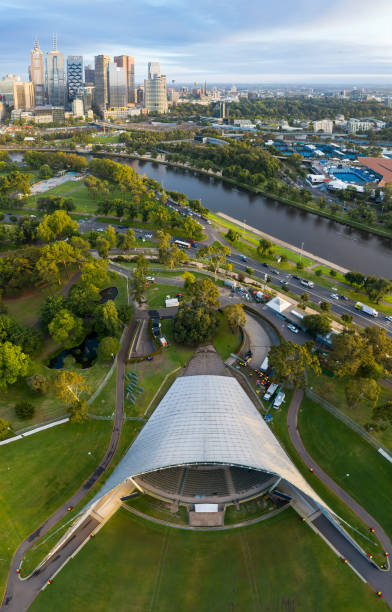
[[1, 0, 392, 84]]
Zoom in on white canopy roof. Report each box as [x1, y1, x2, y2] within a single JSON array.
[[87, 375, 327, 510], [266, 296, 291, 314]]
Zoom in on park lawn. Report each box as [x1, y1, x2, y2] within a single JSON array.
[[269, 393, 386, 564], [125, 494, 188, 525], [145, 282, 188, 308], [20, 419, 143, 578], [299, 396, 392, 539], [0, 420, 113, 594], [213, 311, 242, 361], [308, 372, 392, 450], [125, 320, 194, 417], [30, 507, 385, 612], [88, 368, 117, 416]]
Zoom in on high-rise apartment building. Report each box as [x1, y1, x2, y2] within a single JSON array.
[[67, 56, 83, 102], [13, 81, 35, 110], [114, 55, 135, 103], [148, 62, 161, 79], [93, 54, 110, 110], [46, 35, 65, 106], [29, 39, 45, 105], [144, 72, 168, 114], [107, 63, 127, 107], [84, 64, 95, 84]]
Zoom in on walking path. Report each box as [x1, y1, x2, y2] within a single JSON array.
[[287, 390, 392, 606], [1, 321, 136, 612]]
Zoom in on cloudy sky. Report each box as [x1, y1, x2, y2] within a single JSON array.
[[1, 0, 392, 84]]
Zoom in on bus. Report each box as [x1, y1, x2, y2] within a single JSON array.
[[174, 239, 191, 249]]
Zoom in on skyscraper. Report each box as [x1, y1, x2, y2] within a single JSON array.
[[84, 64, 95, 84], [46, 34, 65, 106], [13, 82, 35, 110], [93, 54, 110, 110], [107, 63, 127, 107], [148, 61, 161, 79], [67, 56, 83, 102], [114, 55, 135, 103], [29, 39, 45, 106], [144, 63, 167, 114]]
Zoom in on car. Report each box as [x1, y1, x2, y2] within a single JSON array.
[[330, 293, 339, 300], [339, 294, 349, 300], [385, 315, 392, 323], [262, 262, 269, 267], [279, 279, 288, 285], [240, 255, 247, 262], [146, 276, 155, 282], [191, 242, 197, 248], [292, 275, 301, 281], [176, 293, 184, 299], [287, 324, 299, 334]]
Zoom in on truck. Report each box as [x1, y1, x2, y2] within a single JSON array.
[[273, 391, 285, 410], [300, 280, 314, 288], [224, 279, 236, 290], [355, 302, 378, 317], [260, 357, 269, 372], [263, 383, 278, 401]]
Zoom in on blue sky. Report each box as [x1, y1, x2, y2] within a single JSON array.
[[1, 0, 392, 84]]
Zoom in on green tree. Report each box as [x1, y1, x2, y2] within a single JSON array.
[[183, 217, 203, 240], [121, 228, 136, 250], [319, 301, 331, 312], [48, 309, 85, 348], [303, 314, 331, 337], [0, 341, 31, 391], [257, 238, 273, 257], [104, 225, 117, 248], [173, 304, 218, 345], [68, 399, 89, 423], [96, 237, 110, 258], [131, 255, 149, 305], [37, 210, 78, 242], [198, 244, 231, 281], [27, 373, 49, 394], [53, 370, 90, 406], [224, 303, 246, 331], [373, 401, 392, 427], [268, 341, 321, 388], [80, 259, 110, 292], [95, 300, 122, 337], [341, 313, 353, 326], [0, 418, 12, 441], [38, 164, 53, 179], [98, 336, 120, 361], [344, 271, 365, 287], [225, 228, 240, 242], [183, 271, 195, 289], [191, 278, 220, 308], [39, 295, 67, 331], [363, 276, 392, 304], [345, 378, 380, 410], [15, 401, 35, 419]]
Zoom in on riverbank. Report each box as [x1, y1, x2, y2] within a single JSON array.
[[4, 145, 392, 240]]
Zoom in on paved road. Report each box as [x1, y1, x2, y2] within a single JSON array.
[[1, 321, 136, 612], [287, 390, 392, 605]]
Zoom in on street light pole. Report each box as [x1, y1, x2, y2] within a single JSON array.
[[299, 241, 304, 264]]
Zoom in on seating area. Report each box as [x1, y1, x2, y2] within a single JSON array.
[[230, 467, 275, 494], [181, 467, 229, 497]]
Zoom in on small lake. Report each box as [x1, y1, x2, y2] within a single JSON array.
[[49, 333, 99, 369]]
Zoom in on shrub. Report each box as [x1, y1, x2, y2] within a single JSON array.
[[237, 271, 245, 282], [27, 373, 49, 394], [329, 269, 337, 277], [296, 261, 304, 270], [15, 401, 35, 420], [315, 269, 323, 276]]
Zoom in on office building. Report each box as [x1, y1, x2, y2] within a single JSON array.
[[148, 61, 161, 79], [0, 74, 20, 106], [29, 39, 45, 105], [114, 55, 135, 103], [107, 62, 127, 108], [46, 34, 65, 106], [67, 56, 83, 102], [84, 64, 95, 84], [13, 82, 35, 110], [78, 85, 94, 114], [52, 106, 65, 124], [144, 63, 167, 114], [93, 54, 110, 110], [136, 85, 144, 104]]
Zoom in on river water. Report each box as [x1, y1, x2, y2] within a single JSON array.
[[11, 152, 392, 276], [125, 159, 392, 277]]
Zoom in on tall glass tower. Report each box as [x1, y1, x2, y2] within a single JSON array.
[[107, 63, 127, 107], [46, 34, 65, 106], [67, 56, 83, 102], [29, 39, 45, 106]]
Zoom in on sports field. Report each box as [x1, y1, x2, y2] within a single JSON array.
[[30, 507, 384, 612]]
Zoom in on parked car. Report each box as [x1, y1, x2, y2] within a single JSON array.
[[287, 324, 299, 334]]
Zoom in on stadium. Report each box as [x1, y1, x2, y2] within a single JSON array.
[[46, 346, 369, 550]]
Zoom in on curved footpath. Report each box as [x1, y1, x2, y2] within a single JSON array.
[[1, 321, 136, 612], [288, 390, 392, 606]]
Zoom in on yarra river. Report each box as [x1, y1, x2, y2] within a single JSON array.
[[126, 159, 392, 277]]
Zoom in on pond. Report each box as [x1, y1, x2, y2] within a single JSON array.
[[49, 333, 99, 369], [100, 286, 118, 303]]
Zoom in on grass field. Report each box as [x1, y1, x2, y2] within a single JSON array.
[[0, 420, 113, 593], [308, 372, 392, 450], [213, 311, 242, 360], [30, 507, 385, 612], [145, 282, 187, 308], [299, 396, 392, 539]]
